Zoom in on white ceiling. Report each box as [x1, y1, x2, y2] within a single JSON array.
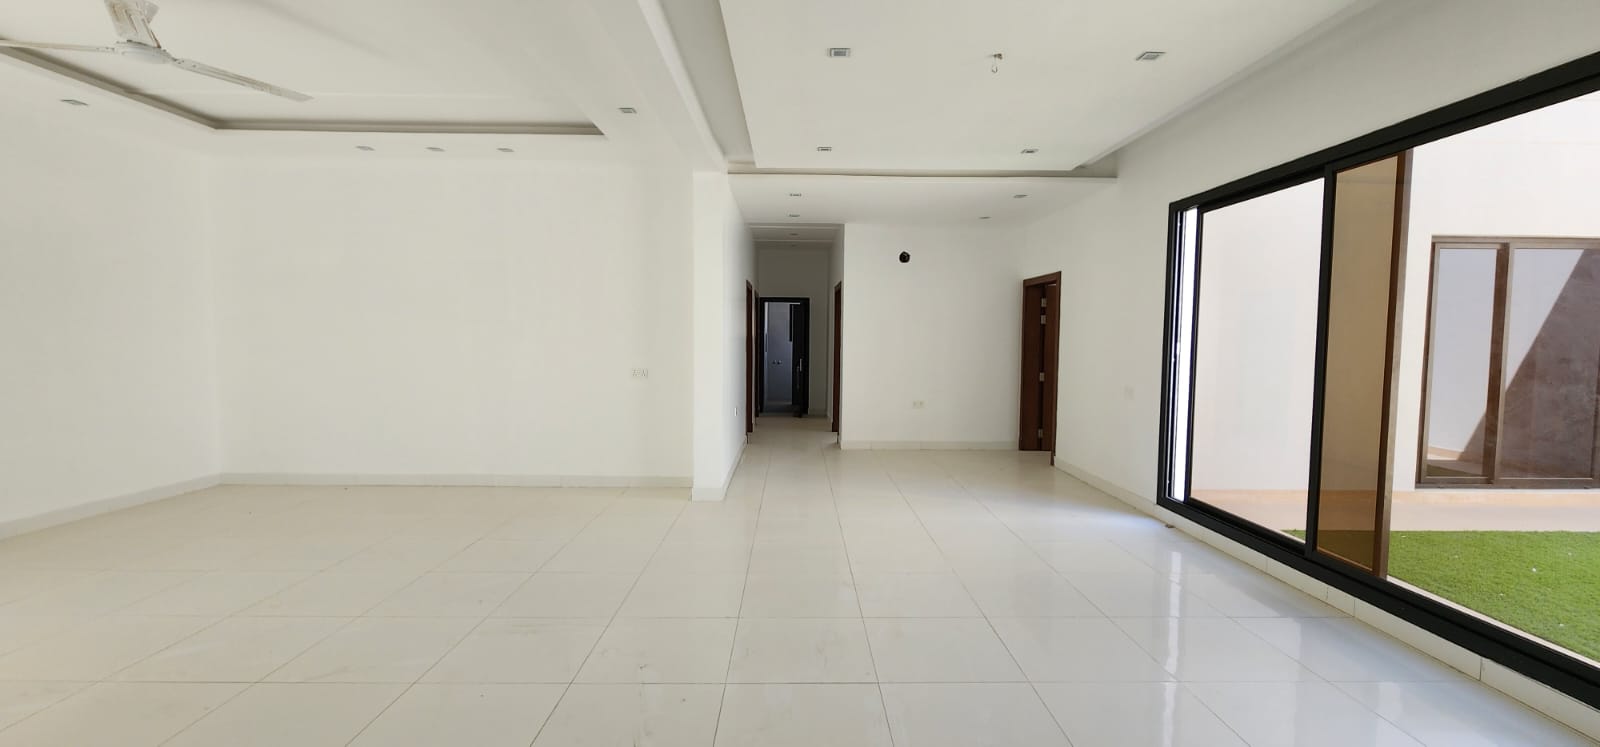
[[733, 173, 1110, 226], [719, 0, 1363, 172], [751, 224, 838, 244], [0, 0, 591, 129]]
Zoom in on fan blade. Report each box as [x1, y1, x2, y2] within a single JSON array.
[[0, 40, 117, 53], [171, 58, 311, 102], [104, 0, 161, 47]]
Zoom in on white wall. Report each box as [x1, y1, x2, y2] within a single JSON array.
[[691, 172, 754, 499], [755, 245, 830, 415], [841, 223, 1022, 448], [1189, 181, 1322, 492], [1422, 248, 1497, 456], [1018, 0, 1600, 501], [0, 105, 219, 530], [212, 157, 696, 484], [1391, 92, 1600, 487]]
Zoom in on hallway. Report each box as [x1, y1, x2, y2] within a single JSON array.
[[0, 423, 1588, 744]]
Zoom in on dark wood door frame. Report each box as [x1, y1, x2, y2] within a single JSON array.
[[746, 282, 755, 435], [1020, 272, 1063, 461], [791, 300, 811, 417], [755, 292, 764, 419], [832, 282, 842, 434]]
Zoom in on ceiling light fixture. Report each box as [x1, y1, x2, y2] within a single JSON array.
[[59, 98, 89, 106], [1020, 148, 1038, 154], [1013, 194, 1029, 199], [355, 145, 375, 151], [618, 107, 638, 114], [816, 146, 833, 152], [1136, 51, 1166, 61], [828, 48, 851, 58], [497, 147, 515, 153], [426, 146, 445, 152]]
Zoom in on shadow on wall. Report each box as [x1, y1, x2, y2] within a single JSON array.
[[1446, 250, 1600, 479]]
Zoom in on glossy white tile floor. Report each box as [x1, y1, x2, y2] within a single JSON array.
[[0, 417, 1593, 746]]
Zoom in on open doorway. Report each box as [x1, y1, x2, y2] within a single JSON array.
[[1020, 272, 1062, 458], [761, 297, 810, 416]]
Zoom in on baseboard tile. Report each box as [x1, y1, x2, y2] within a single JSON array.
[[839, 440, 1015, 451], [692, 442, 746, 502], [1054, 460, 1600, 741], [0, 473, 221, 540], [220, 473, 692, 489]]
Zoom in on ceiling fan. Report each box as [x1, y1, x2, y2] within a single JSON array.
[[0, 0, 311, 101]]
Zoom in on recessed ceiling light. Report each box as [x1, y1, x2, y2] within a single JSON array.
[[497, 147, 515, 153], [59, 98, 88, 106], [1020, 148, 1039, 154], [816, 146, 833, 152], [618, 107, 638, 114], [1013, 194, 1029, 199], [355, 145, 375, 151], [828, 47, 851, 58], [1136, 51, 1166, 61], [426, 146, 445, 152]]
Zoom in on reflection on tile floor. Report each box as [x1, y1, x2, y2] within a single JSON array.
[[0, 417, 1592, 745]]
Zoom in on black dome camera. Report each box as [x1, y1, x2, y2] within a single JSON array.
[[898, 251, 911, 264]]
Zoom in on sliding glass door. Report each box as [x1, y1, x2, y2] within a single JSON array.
[[1159, 58, 1600, 703]]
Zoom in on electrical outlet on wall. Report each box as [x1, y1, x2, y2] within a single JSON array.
[[911, 400, 926, 409]]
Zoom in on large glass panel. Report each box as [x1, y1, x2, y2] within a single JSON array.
[[1315, 154, 1407, 573], [1389, 90, 1600, 664], [1422, 246, 1500, 480], [1187, 181, 1323, 539], [1498, 247, 1600, 480]]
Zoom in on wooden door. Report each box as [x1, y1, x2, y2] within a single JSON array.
[[1020, 273, 1062, 455]]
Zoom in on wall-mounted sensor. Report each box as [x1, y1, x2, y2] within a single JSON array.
[[898, 252, 911, 264]]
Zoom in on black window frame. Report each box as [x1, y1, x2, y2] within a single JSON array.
[[1158, 49, 1600, 708]]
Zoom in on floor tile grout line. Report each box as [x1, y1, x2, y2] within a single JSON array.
[[5, 449, 1584, 745], [884, 456, 1076, 744], [939, 462, 1273, 694], [343, 490, 628, 747], [712, 437, 774, 747], [521, 486, 691, 746], [1175, 680, 1267, 747], [940, 462, 1408, 745], [151, 514, 538, 747], [834, 446, 898, 747]]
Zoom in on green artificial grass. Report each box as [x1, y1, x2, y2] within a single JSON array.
[[1289, 530, 1600, 661]]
